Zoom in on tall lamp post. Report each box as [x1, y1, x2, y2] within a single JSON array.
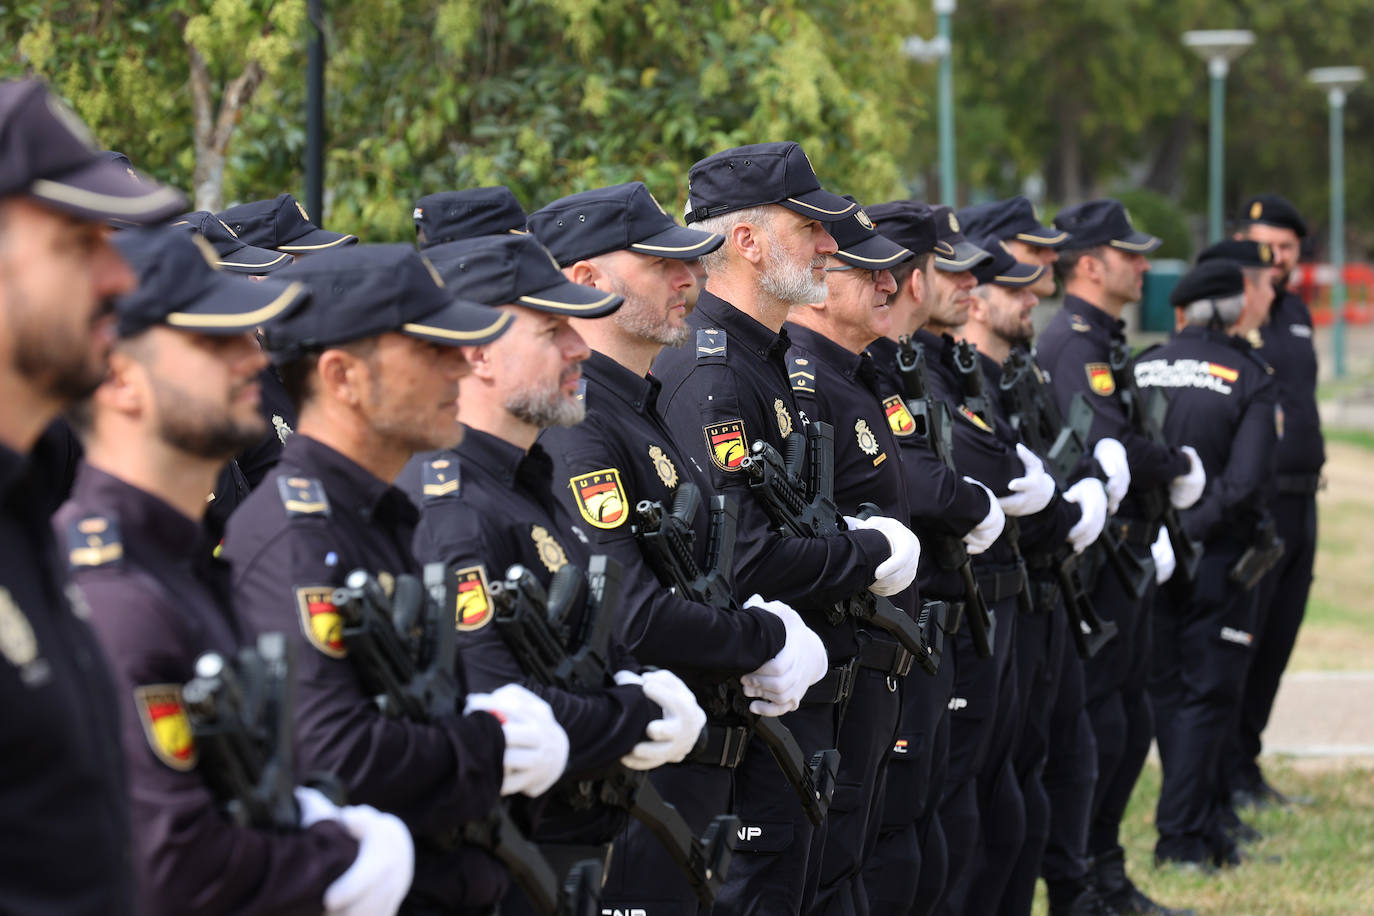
[[1182, 30, 1254, 242], [903, 0, 957, 205], [1309, 66, 1365, 379], [305, 0, 326, 223]]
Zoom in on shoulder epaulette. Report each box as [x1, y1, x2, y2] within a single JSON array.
[[789, 354, 816, 393], [1070, 314, 1092, 333], [277, 475, 330, 517], [67, 514, 123, 569], [696, 328, 727, 360], [1241, 346, 1275, 375], [422, 457, 461, 500]]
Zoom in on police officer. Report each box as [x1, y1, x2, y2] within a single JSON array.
[[1136, 259, 1278, 869], [0, 78, 184, 914], [1038, 199, 1203, 916], [1226, 194, 1323, 809], [56, 226, 414, 916], [527, 181, 828, 915], [414, 186, 529, 248], [402, 232, 707, 906], [217, 192, 358, 254], [1195, 239, 1276, 341], [786, 201, 924, 915], [652, 142, 921, 916], [861, 201, 1007, 916], [958, 195, 1067, 301], [221, 243, 570, 912]]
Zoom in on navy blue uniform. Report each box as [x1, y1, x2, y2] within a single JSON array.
[[785, 324, 920, 916], [1135, 328, 1278, 864], [653, 290, 889, 916], [57, 465, 358, 916], [222, 434, 509, 910], [538, 350, 786, 916], [1227, 289, 1323, 798], [206, 367, 296, 544], [0, 438, 135, 916], [1034, 297, 1188, 864]]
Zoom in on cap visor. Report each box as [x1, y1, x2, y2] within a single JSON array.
[[628, 224, 724, 259], [277, 227, 359, 252], [163, 277, 308, 335], [780, 187, 859, 220], [986, 261, 1044, 288], [217, 243, 294, 275], [1015, 226, 1070, 248], [936, 240, 993, 271], [28, 159, 186, 224], [1109, 232, 1162, 254], [835, 236, 913, 269], [517, 278, 623, 317], [403, 298, 514, 346]]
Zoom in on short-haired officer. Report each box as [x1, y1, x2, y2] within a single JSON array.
[[528, 181, 828, 915], [414, 186, 529, 248], [1136, 259, 1278, 870], [222, 244, 569, 912], [1225, 194, 1323, 810], [958, 195, 1069, 300], [653, 142, 921, 916], [402, 232, 706, 909], [961, 239, 1111, 916], [861, 201, 1006, 916], [0, 78, 184, 915], [57, 227, 415, 916], [1039, 199, 1202, 916]]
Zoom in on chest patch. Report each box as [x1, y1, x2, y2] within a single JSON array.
[[883, 395, 916, 436], [531, 525, 568, 572], [570, 469, 628, 529], [1085, 363, 1115, 396], [134, 684, 197, 771], [704, 419, 749, 472], [454, 565, 494, 631], [295, 585, 347, 658], [649, 445, 679, 488], [774, 398, 794, 437], [855, 418, 881, 455]]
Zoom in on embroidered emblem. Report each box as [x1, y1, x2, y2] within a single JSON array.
[[883, 396, 916, 437], [1085, 363, 1115, 396], [957, 405, 993, 433], [649, 445, 679, 488], [789, 355, 815, 393], [423, 458, 460, 498], [278, 476, 330, 516], [704, 420, 748, 472], [454, 565, 494, 631], [1070, 315, 1092, 333], [855, 418, 880, 455], [774, 398, 794, 438], [67, 515, 123, 569], [133, 684, 197, 771], [295, 586, 346, 658], [948, 212, 960, 233], [856, 209, 875, 230], [531, 525, 568, 572], [272, 414, 293, 444], [892, 738, 910, 755], [570, 469, 629, 530]]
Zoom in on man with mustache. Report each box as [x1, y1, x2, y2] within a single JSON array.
[[0, 78, 185, 914]]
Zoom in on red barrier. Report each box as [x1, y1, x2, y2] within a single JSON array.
[[1294, 262, 1374, 326]]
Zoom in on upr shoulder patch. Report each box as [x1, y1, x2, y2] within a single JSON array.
[[956, 404, 994, 433], [704, 419, 749, 472], [133, 684, 197, 771], [278, 476, 330, 517], [697, 328, 727, 360], [422, 458, 460, 499], [789, 355, 816, 393], [67, 515, 123, 569], [882, 395, 916, 437], [454, 565, 494, 631], [570, 468, 628, 529], [295, 585, 346, 658], [1085, 363, 1116, 396]]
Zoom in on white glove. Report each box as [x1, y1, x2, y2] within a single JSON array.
[[961, 477, 1005, 555], [619, 668, 707, 771], [1063, 478, 1108, 555], [844, 513, 921, 596], [1092, 438, 1131, 514], [1169, 445, 1206, 510], [323, 804, 415, 916], [465, 683, 569, 797], [997, 443, 1056, 517], [1152, 526, 1176, 585], [295, 785, 343, 828], [739, 595, 829, 717]]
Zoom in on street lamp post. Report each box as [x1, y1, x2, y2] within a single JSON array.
[[1183, 30, 1254, 242], [903, 1, 957, 205], [1309, 66, 1366, 379]]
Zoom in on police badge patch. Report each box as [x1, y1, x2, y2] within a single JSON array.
[[774, 398, 794, 438], [454, 565, 494, 631], [531, 525, 568, 572], [295, 586, 346, 658], [855, 418, 880, 455], [133, 684, 197, 771], [649, 445, 679, 488], [570, 469, 628, 529]]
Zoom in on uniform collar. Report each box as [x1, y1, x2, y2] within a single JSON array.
[[1062, 294, 1126, 339], [784, 322, 881, 391], [694, 289, 792, 361], [283, 434, 418, 526], [585, 349, 661, 414], [1175, 324, 1248, 351], [455, 425, 554, 492], [866, 335, 899, 366], [0, 440, 25, 501], [69, 463, 205, 563]]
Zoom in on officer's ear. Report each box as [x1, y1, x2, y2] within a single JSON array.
[[316, 347, 370, 408], [730, 219, 767, 267], [92, 342, 149, 421], [565, 259, 600, 290], [459, 342, 496, 382]]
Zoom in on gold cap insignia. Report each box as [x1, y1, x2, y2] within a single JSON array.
[[949, 212, 960, 233], [1250, 201, 1263, 220], [856, 210, 875, 230]]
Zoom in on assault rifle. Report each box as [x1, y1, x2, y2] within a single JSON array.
[[488, 557, 738, 908], [183, 631, 304, 829], [1108, 341, 1204, 582], [894, 334, 995, 660], [997, 347, 1122, 658], [632, 481, 841, 825], [330, 566, 596, 916], [740, 421, 938, 675]]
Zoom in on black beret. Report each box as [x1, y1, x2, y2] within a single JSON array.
[[1169, 259, 1244, 307], [1196, 239, 1273, 269], [1237, 193, 1307, 238]]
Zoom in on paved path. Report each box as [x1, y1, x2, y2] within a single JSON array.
[[1261, 671, 1374, 767]]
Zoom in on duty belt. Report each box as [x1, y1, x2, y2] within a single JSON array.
[[1114, 517, 1157, 550], [1275, 473, 1321, 496], [857, 637, 914, 678], [686, 723, 751, 768], [975, 566, 1024, 604], [802, 657, 860, 706]]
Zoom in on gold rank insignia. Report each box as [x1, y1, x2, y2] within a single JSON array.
[[295, 585, 346, 658], [649, 445, 678, 488], [0, 587, 39, 669], [1070, 314, 1091, 333], [278, 476, 330, 516], [855, 418, 880, 455], [423, 458, 460, 498], [789, 356, 816, 393], [774, 398, 794, 438], [531, 525, 568, 572], [454, 565, 494, 631], [1257, 242, 1273, 264], [133, 684, 197, 771], [704, 420, 748, 472], [570, 469, 628, 529], [1085, 363, 1115, 396], [883, 395, 916, 437], [67, 515, 123, 569], [1251, 201, 1263, 220], [957, 405, 993, 433]]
